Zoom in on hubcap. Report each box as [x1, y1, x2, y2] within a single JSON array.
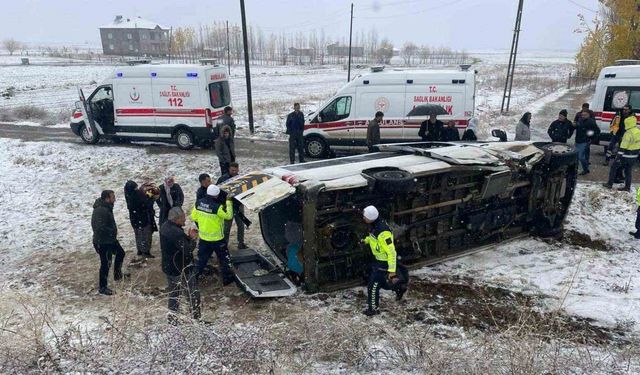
[[81, 127, 91, 141], [178, 133, 191, 147], [548, 144, 571, 154], [308, 140, 323, 156]]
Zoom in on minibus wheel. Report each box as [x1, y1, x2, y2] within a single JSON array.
[[79, 124, 99, 144], [305, 136, 328, 158]]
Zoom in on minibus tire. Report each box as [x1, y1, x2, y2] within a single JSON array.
[[79, 124, 99, 144], [305, 136, 328, 158], [175, 128, 195, 150], [371, 169, 415, 193]]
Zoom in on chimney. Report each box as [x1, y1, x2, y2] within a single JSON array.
[[114, 15, 123, 23]]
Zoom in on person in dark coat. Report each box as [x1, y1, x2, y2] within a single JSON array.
[[574, 110, 601, 175], [217, 162, 247, 250], [461, 118, 478, 141], [286, 103, 305, 164], [547, 109, 574, 143], [196, 173, 211, 202], [160, 207, 201, 322], [91, 190, 126, 295], [418, 114, 443, 141], [124, 181, 158, 258], [157, 176, 184, 225], [573, 103, 595, 124], [367, 111, 383, 152], [515, 112, 532, 141], [441, 120, 461, 141], [215, 125, 236, 176], [216, 106, 236, 138]]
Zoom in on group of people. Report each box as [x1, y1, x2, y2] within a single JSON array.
[[366, 112, 478, 151], [90, 164, 247, 322]]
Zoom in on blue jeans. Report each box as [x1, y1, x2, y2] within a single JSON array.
[[575, 142, 590, 173], [196, 239, 235, 284]]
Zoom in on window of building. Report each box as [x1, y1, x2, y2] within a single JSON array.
[[109, 44, 114, 50], [142, 33, 148, 40], [107, 33, 113, 39], [127, 33, 132, 40], [129, 44, 133, 50]]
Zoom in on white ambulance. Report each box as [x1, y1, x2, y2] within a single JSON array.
[[70, 64, 231, 149], [303, 66, 476, 157], [591, 62, 640, 143]]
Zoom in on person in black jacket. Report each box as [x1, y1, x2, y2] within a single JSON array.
[[441, 120, 461, 141], [196, 173, 211, 202], [91, 190, 126, 295], [217, 162, 247, 249], [547, 109, 574, 143], [124, 181, 158, 258], [573, 103, 595, 124], [418, 114, 444, 141], [461, 118, 478, 141], [157, 176, 184, 224], [286, 102, 305, 164], [574, 110, 601, 175], [160, 207, 201, 322]]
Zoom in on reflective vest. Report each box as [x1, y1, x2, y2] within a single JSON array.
[[363, 219, 397, 273], [619, 118, 640, 158], [636, 187, 640, 206], [191, 197, 233, 242]]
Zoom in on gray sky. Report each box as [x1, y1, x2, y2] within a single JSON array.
[[0, 0, 600, 51]]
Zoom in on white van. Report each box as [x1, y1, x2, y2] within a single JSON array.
[[303, 66, 476, 157], [591, 63, 640, 143], [71, 64, 231, 149]]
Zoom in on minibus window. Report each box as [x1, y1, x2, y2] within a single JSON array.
[[209, 81, 231, 108], [629, 90, 640, 111]]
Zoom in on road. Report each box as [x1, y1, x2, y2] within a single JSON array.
[[1, 89, 638, 186]]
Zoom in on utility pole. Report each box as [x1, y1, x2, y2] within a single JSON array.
[[226, 20, 231, 74], [240, 0, 254, 134], [347, 3, 354, 82], [168, 26, 173, 64], [500, 0, 524, 114]]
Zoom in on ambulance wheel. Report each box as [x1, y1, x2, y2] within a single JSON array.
[[175, 128, 195, 150], [305, 136, 328, 158], [79, 124, 99, 144]]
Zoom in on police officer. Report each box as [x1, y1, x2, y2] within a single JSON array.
[[191, 185, 235, 285], [362, 205, 404, 316]]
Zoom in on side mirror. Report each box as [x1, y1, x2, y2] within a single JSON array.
[[491, 129, 507, 142]]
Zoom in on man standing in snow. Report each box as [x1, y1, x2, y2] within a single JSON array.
[[367, 111, 383, 152], [161, 207, 201, 323], [191, 185, 235, 284], [124, 181, 158, 258], [574, 110, 600, 175], [286, 103, 306, 164], [547, 109, 574, 143], [573, 103, 594, 124], [418, 114, 444, 141], [217, 162, 247, 250], [361, 205, 408, 316], [215, 126, 236, 176], [91, 190, 126, 295], [515, 112, 531, 141], [603, 108, 640, 192], [442, 120, 461, 142], [157, 176, 184, 225], [217, 106, 236, 138]]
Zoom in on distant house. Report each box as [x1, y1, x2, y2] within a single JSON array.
[[327, 43, 364, 57], [100, 16, 169, 57], [288, 47, 315, 64]]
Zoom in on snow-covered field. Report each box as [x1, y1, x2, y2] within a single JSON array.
[[1, 50, 574, 139]]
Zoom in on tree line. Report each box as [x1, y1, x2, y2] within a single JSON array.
[[575, 0, 640, 77], [169, 22, 471, 66]]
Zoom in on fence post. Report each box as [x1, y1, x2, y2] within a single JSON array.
[[568, 72, 572, 90]]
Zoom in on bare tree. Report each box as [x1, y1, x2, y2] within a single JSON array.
[[401, 42, 418, 65], [3, 39, 21, 56]]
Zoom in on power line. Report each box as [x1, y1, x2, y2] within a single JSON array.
[[566, 0, 598, 13], [354, 0, 463, 20]]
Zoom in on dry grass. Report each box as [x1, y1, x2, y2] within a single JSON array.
[[0, 284, 638, 374], [0, 105, 70, 125]]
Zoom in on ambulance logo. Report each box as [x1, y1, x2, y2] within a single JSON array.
[[129, 87, 140, 102], [375, 97, 390, 112]]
